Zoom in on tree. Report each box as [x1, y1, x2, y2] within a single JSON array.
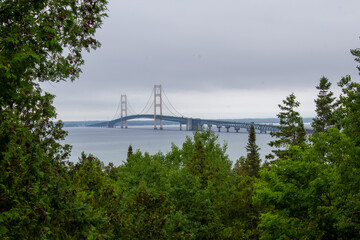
[[229, 124, 262, 238], [120, 188, 188, 240], [186, 140, 210, 188], [350, 47, 360, 73], [236, 124, 261, 177], [267, 93, 305, 159], [0, 0, 108, 238], [127, 144, 133, 159], [255, 48, 360, 239], [0, 0, 107, 105], [312, 76, 335, 133], [244, 124, 261, 177], [295, 118, 307, 146], [167, 130, 233, 239], [181, 129, 231, 186], [255, 127, 360, 240], [335, 75, 360, 146]]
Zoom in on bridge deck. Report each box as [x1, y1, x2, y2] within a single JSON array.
[[90, 114, 314, 134], [89, 114, 300, 133]]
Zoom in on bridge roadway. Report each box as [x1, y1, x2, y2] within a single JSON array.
[[90, 114, 282, 133]]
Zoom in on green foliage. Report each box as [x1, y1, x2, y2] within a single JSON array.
[[120, 188, 188, 240], [294, 118, 307, 146], [336, 75, 360, 146], [181, 129, 232, 185], [255, 128, 360, 239], [350, 47, 360, 73], [186, 140, 210, 188], [227, 125, 263, 239], [256, 69, 360, 239], [127, 144, 133, 159], [0, 0, 108, 89], [0, 85, 101, 239], [240, 124, 261, 178], [268, 93, 306, 159], [312, 76, 336, 133], [112, 129, 261, 239], [0, 0, 108, 238]]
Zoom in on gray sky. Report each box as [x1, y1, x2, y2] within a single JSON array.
[[41, 0, 360, 121]]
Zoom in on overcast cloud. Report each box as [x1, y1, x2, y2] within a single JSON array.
[[41, 0, 360, 121]]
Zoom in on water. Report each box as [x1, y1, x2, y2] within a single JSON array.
[[63, 126, 274, 166]]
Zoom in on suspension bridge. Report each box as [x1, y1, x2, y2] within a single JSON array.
[[90, 85, 283, 133]]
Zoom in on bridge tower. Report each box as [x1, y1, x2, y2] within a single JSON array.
[[121, 94, 128, 128], [154, 85, 163, 130]]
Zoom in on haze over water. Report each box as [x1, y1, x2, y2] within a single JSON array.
[[64, 126, 274, 166]]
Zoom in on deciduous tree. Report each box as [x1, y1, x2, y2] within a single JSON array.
[[0, 0, 108, 238]]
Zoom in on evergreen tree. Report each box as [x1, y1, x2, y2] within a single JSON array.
[[255, 48, 360, 239], [336, 75, 360, 146], [312, 76, 335, 133], [239, 124, 261, 177], [350, 47, 360, 73], [230, 125, 261, 238], [245, 124, 261, 177], [295, 118, 307, 146], [267, 93, 304, 159], [127, 144, 133, 159]]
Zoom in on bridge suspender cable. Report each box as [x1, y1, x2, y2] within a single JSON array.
[[162, 88, 184, 117], [111, 96, 122, 120], [138, 89, 154, 115], [127, 100, 138, 115], [163, 101, 180, 117]]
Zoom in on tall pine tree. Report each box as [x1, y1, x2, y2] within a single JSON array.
[[268, 93, 304, 159], [295, 118, 307, 146], [312, 76, 335, 133], [242, 124, 261, 177]]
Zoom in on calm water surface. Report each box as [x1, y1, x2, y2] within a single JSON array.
[[63, 126, 274, 166]]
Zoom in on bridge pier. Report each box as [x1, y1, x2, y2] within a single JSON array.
[[234, 127, 240, 133], [186, 118, 201, 131], [225, 126, 230, 132], [180, 123, 182, 131], [217, 126, 221, 132], [186, 118, 192, 131]]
